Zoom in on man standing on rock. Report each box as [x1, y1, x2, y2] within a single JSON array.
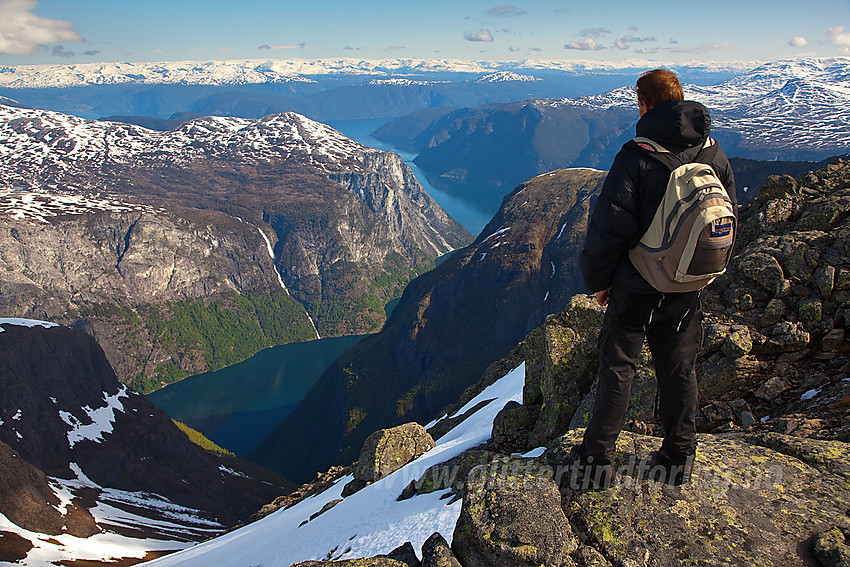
[[574, 69, 736, 485]]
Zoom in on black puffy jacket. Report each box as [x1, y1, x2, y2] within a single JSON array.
[[580, 99, 737, 294]]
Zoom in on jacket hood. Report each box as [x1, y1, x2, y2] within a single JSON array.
[[635, 99, 711, 150]]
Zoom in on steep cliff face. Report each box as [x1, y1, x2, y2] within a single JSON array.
[[250, 168, 605, 482], [0, 320, 288, 564], [0, 104, 470, 387]]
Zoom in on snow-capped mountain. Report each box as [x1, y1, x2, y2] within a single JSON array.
[[550, 57, 850, 159], [0, 58, 757, 90], [378, 57, 850, 191], [474, 71, 541, 83], [0, 106, 373, 176], [0, 103, 469, 389]]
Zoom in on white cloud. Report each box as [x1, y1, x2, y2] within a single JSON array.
[[488, 4, 527, 16], [579, 28, 610, 39], [509, 45, 519, 51], [827, 26, 850, 53], [0, 0, 82, 56], [464, 29, 494, 42], [259, 43, 305, 51], [565, 38, 604, 51], [613, 35, 656, 50], [789, 36, 810, 48]]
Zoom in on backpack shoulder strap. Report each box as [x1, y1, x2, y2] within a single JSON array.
[[628, 137, 683, 171], [629, 136, 720, 171]]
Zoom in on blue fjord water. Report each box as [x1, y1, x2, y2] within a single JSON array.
[[148, 334, 366, 455]]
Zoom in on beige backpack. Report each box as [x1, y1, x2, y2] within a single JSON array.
[[628, 136, 736, 293]]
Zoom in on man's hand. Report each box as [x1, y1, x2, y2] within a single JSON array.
[[595, 287, 612, 306]]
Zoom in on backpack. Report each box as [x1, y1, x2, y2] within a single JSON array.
[[627, 136, 736, 293]]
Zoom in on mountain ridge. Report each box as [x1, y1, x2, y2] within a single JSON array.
[[0, 104, 469, 389], [374, 57, 850, 192]]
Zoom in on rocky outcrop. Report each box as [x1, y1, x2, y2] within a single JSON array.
[[422, 533, 462, 567], [250, 168, 606, 483]]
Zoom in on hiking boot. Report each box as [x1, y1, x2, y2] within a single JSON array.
[[557, 444, 617, 490], [646, 449, 695, 486]]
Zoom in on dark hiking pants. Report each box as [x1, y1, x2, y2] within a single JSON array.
[[579, 287, 702, 464]]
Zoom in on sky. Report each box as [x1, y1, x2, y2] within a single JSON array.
[[0, 0, 849, 66]]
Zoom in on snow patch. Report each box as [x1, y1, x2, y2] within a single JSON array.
[[0, 317, 59, 333], [219, 465, 249, 479], [59, 386, 129, 447], [800, 388, 822, 401]]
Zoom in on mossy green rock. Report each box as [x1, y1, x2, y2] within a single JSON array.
[[549, 429, 850, 566], [813, 527, 850, 567], [452, 457, 578, 567], [414, 449, 494, 495], [722, 326, 753, 359], [521, 295, 605, 446], [738, 252, 786, 296], [422, 532, 462, 567], [354, 423, 436, 482], [760, 298, 787, 328]]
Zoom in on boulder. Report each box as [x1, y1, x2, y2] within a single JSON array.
[[737, 252, 786, 296], [421, 532, 462, 567], [354, 423, 435, 483], [813, 527, 850, 567], [383, 542, 421, 567], [412, 449, 493, 497], [722, 325, 753, 359], [452, 456, 578, 567]]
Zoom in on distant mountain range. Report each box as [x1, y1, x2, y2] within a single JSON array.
[[374, 57, 850, 191], [0, 58, 752, 122], [0, 58, 756, 89], [0, 104, 468, 390]]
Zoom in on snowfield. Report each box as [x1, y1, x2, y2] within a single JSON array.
[[148, 364, 527, 566]]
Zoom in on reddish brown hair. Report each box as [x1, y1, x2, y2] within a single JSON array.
[[635, 69, 684, 108]]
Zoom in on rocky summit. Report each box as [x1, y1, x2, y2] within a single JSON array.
[[0, 104, 469, 389]]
